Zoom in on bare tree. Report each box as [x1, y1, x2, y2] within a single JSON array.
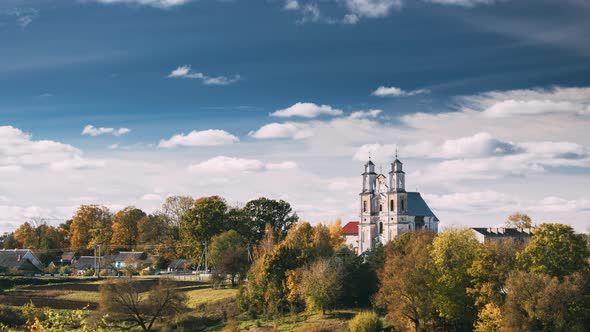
[[158, 196, 195, 238], [100, 279, 187, 331]]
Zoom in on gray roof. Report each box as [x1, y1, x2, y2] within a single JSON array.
[[0, 249, 42, 273], [114, 252, 146, 262], [472, 227, 533, 238], [73, 256, 96, 270], [169, 259, 192, 269], [407, 192, 439, 221]]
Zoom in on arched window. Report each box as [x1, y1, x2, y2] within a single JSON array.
[[379, 204, 382, 212], [401, 199, 405, 212], [363, 201, 367, 212], [379, 222, 383, 234], [390, 199, 394, 211]]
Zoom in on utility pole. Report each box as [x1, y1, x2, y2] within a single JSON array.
[[204, 241, 208, 272], [97, 244, 101, 278], [94, 246, 97, 277]]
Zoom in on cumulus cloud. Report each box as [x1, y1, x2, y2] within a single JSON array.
[[344, 0, 402, 18], [82, 125, 131, 137], [249, 122, 313, 140], [168, 65, 240, 86], [284, 0, 300, 10], [0, 126, 102, 170], [91, 0, 192, 8], [372, 86, 430, 97], [158, 129, 239, 148], [271, 102, 343, 118], [349, 109, 382, 119]]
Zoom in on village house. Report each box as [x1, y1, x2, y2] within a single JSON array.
[[0, 249, 44, 275], [342, 221, 359, 254], [471, 227, 534, 244]]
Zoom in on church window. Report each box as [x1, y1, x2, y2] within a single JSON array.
[[363, 201, 367, 212], [390, 199, 394, 211], [379, 222, 383, 234], [401, 199, 405, 211], [379, 204, 382, 212]]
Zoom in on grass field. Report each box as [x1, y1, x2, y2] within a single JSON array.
[[0, 277, 363, 331]]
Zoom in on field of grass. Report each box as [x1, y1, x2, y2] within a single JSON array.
[[0, 277, 365, 331]]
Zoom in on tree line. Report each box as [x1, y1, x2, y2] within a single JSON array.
[[236, 216, 590, 332], [0, 195, 298, 268]]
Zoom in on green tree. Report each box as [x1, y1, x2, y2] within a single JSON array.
[[430, 228, 480, 329], [299, 258, 343, 315], [111, 207, 146, 248], [180, 196, 228, 260], [376, 231, 435, 332], [505, 212, 533, 228], [159, 195, 194, 239], [518, 223, 589, 278], [241, 198, 298, 243], [1, 232, 17, 249], [502, 271, 590, 331], [209, 230, 249, 287], [468, 238, 521, 307]]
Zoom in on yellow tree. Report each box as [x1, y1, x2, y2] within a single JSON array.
[[69, 205, 112, 253], [505, 212, 532, 228], [111, 207, 146, 249], [329, 218, 344, 249]]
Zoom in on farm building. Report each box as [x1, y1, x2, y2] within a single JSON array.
[[0, 249, 44, 275]]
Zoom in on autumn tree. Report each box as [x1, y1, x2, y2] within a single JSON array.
[[518, 223, 590, 278], [13, 220, 66, 264], [502, 271, 590, 331], [111, 207, 146, 249], [376, 231, 436, 332], [2, 232, 18, 249], [69, 205, 112, 253], [209, 230, 249, 287], [505, 212, 533, 228], [159, 195, 194, 239], [328, 218, 344, 249], [137, 214, 176, 262], [430, 228, 480, 329], [299, 258, 343, 315], [100, 279, 187, 331], [180, 196, 228, 260], [468, 238, 521, 307], [241, 198, 298, 243]]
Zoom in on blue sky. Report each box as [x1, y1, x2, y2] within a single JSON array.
[[1, 0, 589, 232]]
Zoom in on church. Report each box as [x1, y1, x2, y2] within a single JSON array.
[[357, 156, 439, 253]]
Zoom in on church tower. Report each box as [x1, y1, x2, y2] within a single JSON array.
[[358, 154, 440, 254]]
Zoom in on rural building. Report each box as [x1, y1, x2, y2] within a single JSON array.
[[113, 251, 147, 269], [471, 227, 534, 244], [342, 221, 359, 254], [168, 258, 193, 272], [0, 249, 44, 275], [359, 156, 439, 253], [73, 256, 97, 274]]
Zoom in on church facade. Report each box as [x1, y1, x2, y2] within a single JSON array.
[[358, 157, 439, 253]]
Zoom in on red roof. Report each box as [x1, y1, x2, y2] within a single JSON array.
[[342, 221, 359, 235]]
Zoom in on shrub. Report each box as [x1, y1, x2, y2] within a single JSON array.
[[0, 304, 26, 327], [83, 268, 95, 277], [348, 311, 382, 332], [59, 265, 72, 275], [99, 269, 110, 277]]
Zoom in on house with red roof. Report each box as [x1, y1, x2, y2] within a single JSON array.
[[342, 221, 360, 254]]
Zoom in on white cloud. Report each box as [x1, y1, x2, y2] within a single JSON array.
[[82, 125, 131, 137], [249, 122, 313, 140], [271, 102, 343, 118], [0, 126, 101, 170], [159, 129, 239, 148], [266, 161, 299, 171], [372, 86, 430, 97], [168, 65, 240, 86], [349, 109, 382, 119], [424, 0, 494, 7], [482, 100, 588, 118], [344, 0, 402, 18], [92, 0, 192, 8], [140, 193, 163, 201], [188, 156, 265, 174], [284, 0, 300, 10], [2, 8, 39, 28]]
